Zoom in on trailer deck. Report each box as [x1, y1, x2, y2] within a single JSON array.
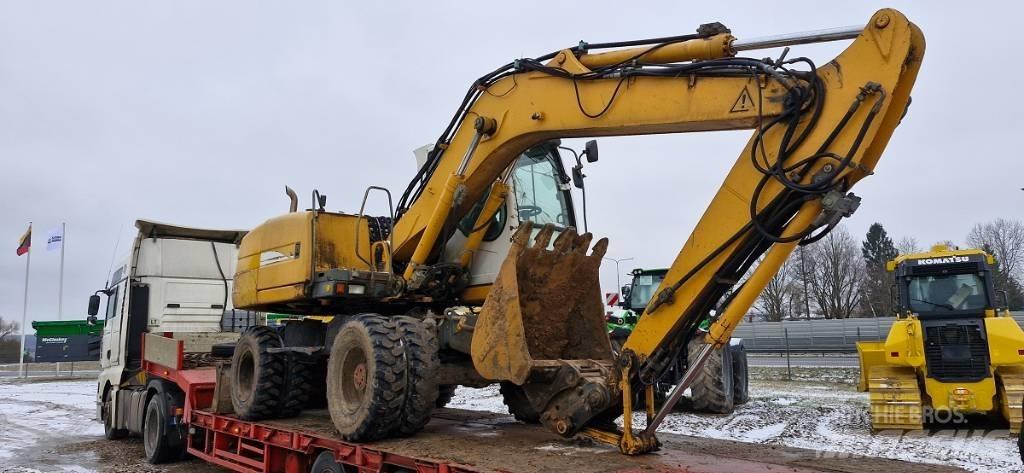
[[188, 405, 965, 473]]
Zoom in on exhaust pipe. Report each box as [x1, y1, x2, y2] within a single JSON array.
[[285, 186, 298, 213]]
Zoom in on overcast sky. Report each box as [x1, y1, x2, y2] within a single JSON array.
[[2, 1, 1021, 333]]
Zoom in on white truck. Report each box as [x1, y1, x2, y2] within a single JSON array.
[[88, 220, 252, 460]]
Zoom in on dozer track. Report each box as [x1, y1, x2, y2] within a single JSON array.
[[866, 366, 923, 431], [998, 366, 1024, 434]]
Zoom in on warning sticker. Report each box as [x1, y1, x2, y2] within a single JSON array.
[[730, 87, 755, 113]]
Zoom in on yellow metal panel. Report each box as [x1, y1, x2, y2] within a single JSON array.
[[856, 341, 886, 392], [882, 319, 926, 368], [986, 317, 1024, 366], [923, 377, 996, 413]]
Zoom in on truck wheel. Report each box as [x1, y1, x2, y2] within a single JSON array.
[[143, 394, 183, 464], [500, 382, 540, 424], [277, 353, 314, 419], [436, 385, 457, 408], [102, 394, 128, 440], [311, 450, 346, 473], [392, 316, 439, 437], [230, 326, 286, 420], [730, 342, 750, 405], [327, 315, 406, 441], [688, 339, 735, 414]]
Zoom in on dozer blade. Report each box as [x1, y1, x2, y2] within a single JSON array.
[[471, 222, 614, 385]]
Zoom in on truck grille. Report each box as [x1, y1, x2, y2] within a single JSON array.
[[923, 321, 989, 382]]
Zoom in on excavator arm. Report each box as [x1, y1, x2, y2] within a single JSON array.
[[391, 9, 923, 452]]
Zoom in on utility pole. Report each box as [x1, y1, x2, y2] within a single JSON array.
[[19, 223, 32, 378]]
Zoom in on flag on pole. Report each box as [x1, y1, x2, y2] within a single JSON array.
[[16, 224, 31, 256], [47, 226, 64, 251]]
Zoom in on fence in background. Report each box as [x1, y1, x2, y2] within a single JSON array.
[[733, 312, 1024, 353]]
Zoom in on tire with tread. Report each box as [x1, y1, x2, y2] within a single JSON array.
[[230, 326, 286, 420], [392, 316, 439, 437], [327, 315, 407, 441], [730, 342, 750, 405], [102, 390, 128, 440], [500, 381, 540, 424], [143, 394, 184, 464], [278, 352, 314, 418], [311, 450, 345, 473], [688, 339, 735, 414], [436, 385, 457, 408]]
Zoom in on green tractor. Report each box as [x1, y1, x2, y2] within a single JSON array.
[[608, 268, 749, 413]]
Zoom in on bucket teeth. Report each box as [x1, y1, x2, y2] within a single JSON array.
[[471, 222, 614, 384]]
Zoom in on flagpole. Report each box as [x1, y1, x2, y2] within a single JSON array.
[[57, 222, 65, 376], [19, 223, 31, 378]]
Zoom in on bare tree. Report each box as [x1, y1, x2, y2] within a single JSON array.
[[967, 218, 1024, 279], [754, 258, 796, 321], [0, 317, 17, 341], [807, 226, 863, 319], [896, 236, 921, 255]]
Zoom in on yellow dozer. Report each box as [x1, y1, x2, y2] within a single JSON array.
[[857, 245, 1024, 433]]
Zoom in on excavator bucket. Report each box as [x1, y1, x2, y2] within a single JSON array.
[[472, 222, 614, 385]]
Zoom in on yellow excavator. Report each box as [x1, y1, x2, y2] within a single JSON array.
[[858, 245, 1024, 433], [228, 9, 924, 454]]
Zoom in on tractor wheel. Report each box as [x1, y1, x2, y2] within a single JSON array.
[[392, 316, 439, 437], [143, 394, 184, 464], [500, 382, 540, 424], [326, 315, 406, 441], [730, 342, 750, 405], [688, 339, 735, 414], [230, 326, 286, 420], [277, 353, 314, 419], [436, 385, 457, 408]]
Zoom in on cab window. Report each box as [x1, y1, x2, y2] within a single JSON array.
[[906, 273, 988, 313], [105, 284, 121, 320], [511, 152, 574, 227]]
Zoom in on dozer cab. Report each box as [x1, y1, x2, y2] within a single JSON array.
[[857, 245, 1024, 433], [227, 9, 925, 454]]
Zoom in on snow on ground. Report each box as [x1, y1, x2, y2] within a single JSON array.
[[0, 379, 103, 472], [447, 380, 1021, 473]]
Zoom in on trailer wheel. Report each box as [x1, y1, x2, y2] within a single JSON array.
[[143, 394, 183, 464], [392, 316, 439, 437], [730, 342, 750, 405], [102, 393, 127, 440], [500, 382, 540, 424], [230, 326, 286, 420], [277, 353, 314, 419], [327, 315, 406, 441], [311, 451, 346, 473], [436, 385, 457, 408], [688, 339, 734, 414]]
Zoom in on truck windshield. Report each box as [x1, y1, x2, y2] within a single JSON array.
[[629, 273, 666, 311], [512, 154, 573, 227], [907, 273, 988, 313]]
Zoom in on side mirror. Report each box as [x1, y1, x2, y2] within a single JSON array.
[[997, 290, 1010, 310], [88, 294, 101, 316], [620, 284, 632, 307], [584, 140, 598, 163], [572, 164, 585, 189]]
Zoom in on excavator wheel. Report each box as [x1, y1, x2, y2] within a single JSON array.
[[436, 385, 457, 408], [230, 326, 286, 420], [730, 342, 750, 405], [326, 315, 406, 441], [277, 353, 314, 419], [392, 316, 440, 437], [500, 381, 541, 424], [688, 339, 735, 414]]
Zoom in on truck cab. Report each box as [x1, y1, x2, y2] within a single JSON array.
[[91, 220, 251, 446]]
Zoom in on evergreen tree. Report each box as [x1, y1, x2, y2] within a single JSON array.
[[861, 223, 898, 316]]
